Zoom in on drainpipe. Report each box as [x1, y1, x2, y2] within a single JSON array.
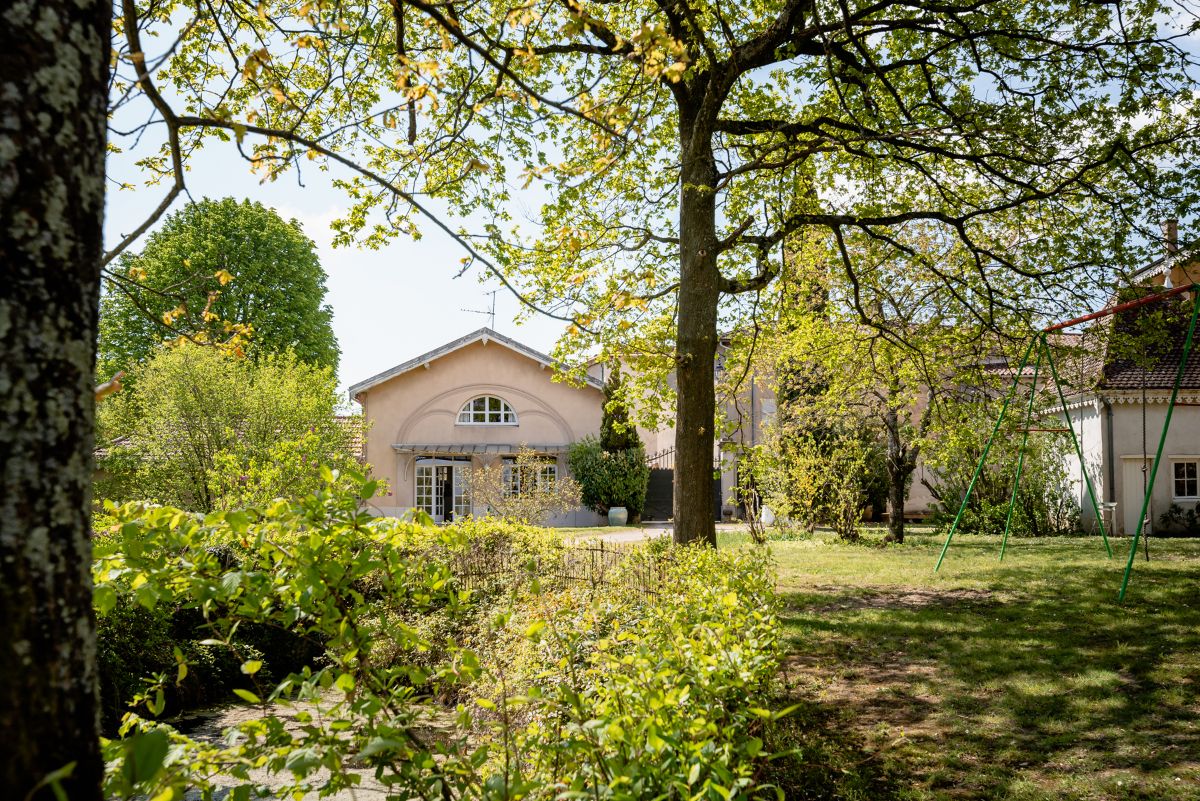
[[1102, 397, 1115, 503]]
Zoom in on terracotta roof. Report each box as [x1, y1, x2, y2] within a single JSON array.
[[1100, 295, 1200, 391], [335, 415, 365, 461]]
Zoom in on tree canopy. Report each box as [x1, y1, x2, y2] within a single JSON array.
[[99, 198, 338, 378], [97, 344, 354, 512], [107, 0, 1200, 545]]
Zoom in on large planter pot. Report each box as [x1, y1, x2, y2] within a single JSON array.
[[607, 506, 629, 526]]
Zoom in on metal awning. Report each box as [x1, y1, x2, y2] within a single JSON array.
[[391, 443, 570, 455]]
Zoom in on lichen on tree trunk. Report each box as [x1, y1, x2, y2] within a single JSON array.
[[0, 0, 111, 797]]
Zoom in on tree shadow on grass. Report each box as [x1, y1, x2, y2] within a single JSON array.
[[762, 691, 909, 801], [775, 543, 1200, 799]]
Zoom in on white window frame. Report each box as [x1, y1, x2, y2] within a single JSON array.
[[414, 458, 471, 521], [500, 457, 557, 497], [456, 395, 518, 426], [1170, 457, 1200, 502]]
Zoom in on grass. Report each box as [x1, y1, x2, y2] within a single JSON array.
[[736, 529, 1200, 801]]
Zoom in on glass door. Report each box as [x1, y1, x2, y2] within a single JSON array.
[[416, 458, 471, 522]]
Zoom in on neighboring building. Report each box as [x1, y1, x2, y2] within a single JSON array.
[[349, 327, 950, 526], [349, 328, 608, 525], [1047, 221, 1200, 535], [1060, 272, 1200, 536]]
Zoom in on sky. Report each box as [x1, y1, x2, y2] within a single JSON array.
[[104, 136, 568, 402]]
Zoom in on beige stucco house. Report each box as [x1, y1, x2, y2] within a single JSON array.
[[349, 328, 608, 524]]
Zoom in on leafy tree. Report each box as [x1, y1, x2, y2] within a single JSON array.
[[106, 0, 1200, 547], [97, 344, 354, 512], [99, 198, 338, 379], [599, 371, 643, 453], [723, 229, 1037, 542], [921, 391, 1080, 538]]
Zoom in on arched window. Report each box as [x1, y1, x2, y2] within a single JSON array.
[[457, 395, 517, 425]]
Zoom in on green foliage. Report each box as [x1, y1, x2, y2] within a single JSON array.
[[94, 473, 785, 800], [599, 371, 642, 453], [568, 436, 650, 518], [479, 545, 784, 799], [209, 424, 365, 509], [746, 426, 885, 541], [99, 198, 338, 378], [922, 398, 1080, 537], [96, 344, 356, 511]]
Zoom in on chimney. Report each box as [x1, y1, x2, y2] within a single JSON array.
[[1163, 218, 1179, 256]]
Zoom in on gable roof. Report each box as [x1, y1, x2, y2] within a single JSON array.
[[348, 327, 603, 400]]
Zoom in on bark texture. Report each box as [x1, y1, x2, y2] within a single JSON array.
[[0, 0, 111, 797], [672, 102, 719, 547]]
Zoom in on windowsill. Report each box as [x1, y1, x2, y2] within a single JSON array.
[[455, 422, 519, 427]]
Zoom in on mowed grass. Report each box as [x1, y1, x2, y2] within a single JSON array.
[[726, 529, 1200, 801]]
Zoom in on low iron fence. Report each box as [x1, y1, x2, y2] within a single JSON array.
[[448, 539, 663, 598]]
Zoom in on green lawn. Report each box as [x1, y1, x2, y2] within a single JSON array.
[[735, 530, 1200, 801]]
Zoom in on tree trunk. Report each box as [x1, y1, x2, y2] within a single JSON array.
[[672, 107, 720, 547], [0, 1, 111, 797], [884, 408, 916, 544]]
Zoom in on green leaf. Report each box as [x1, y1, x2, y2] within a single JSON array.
[[334, 672, 355, 692], [241, 659, 263, 675], [123, 729, 170, 785], [232, 688, 261, 704], [360, 737, 406, 757], [93, 585, 118, 616]]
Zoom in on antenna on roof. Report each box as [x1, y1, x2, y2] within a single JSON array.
[[461, 288, 499, 330]]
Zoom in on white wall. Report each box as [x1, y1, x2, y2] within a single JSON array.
[[1061, 401, 1107, 531], [1108, 400, 1200, 535]]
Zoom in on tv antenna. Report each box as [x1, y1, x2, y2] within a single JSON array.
[[461, 288, 499, 329]]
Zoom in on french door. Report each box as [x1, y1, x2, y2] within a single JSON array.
[[415, 458, 469, 522]]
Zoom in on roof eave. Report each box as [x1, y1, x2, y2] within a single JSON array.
[[348, 327, 603, 401]]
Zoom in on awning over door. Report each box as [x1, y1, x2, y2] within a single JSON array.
[[392, 443, 571, 455]]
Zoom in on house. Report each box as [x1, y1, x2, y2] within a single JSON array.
[[1060, 232, 1200, 536], [349, 328, 609, 525], [350, 326, 945, 527]]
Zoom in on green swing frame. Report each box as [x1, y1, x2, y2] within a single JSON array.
[[933, 284, 1200, 601]]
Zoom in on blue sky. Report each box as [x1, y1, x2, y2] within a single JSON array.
[[104, 138, 568, 401]]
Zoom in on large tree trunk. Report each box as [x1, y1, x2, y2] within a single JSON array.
[[672, 106, 715, 546], [673, 107, 720, 547], [0, 1, 111, 798]]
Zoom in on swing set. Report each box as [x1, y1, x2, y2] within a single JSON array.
[[933, 283, 1200, 601]]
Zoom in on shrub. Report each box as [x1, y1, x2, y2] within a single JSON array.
[[744, 427, 885, 541], [922, 401, 1080, 537], [568, 436, 650, 519], [97, 472, 785, 800], [473, 544, 785, 799]]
